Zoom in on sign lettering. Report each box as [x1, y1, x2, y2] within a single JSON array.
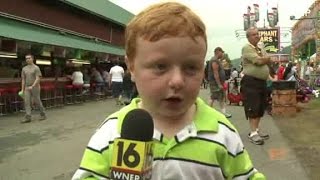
[[258, 28, 280, 53]]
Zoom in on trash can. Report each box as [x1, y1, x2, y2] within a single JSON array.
[[272, 81, 297, 116]]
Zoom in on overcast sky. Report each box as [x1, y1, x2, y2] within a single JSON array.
[[110, 0, 315, 60]]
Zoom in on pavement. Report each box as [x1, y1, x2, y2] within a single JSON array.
[[0, 89, 311, 180]]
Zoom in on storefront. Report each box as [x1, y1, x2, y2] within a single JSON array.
[[0, 0, 133, 77], [291, 1, 320, 64], [0, 0, 134, 114]]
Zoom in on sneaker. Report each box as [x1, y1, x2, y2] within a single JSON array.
[[248, 131, 264, 145], [21, 116, 31, 123], [223, 112, 232, 118], [257, 130, 270, 140], [39, 114, 47, 121]]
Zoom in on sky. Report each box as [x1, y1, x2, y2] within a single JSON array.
[[110, 0, 315, 60]]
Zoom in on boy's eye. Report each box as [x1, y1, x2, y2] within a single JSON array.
[[154, 64, 167, 71], [184, 65, 199, 74]]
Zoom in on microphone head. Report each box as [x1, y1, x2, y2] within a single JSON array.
[[121, 109, 154, 141]]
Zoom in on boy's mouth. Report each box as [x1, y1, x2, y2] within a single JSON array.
[[164, 97, 183, 103]]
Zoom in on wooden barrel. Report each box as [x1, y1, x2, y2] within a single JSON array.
[[271, 81, 297, 116]]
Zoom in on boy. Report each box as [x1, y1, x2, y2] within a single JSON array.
[[72, 2, 265, 180]]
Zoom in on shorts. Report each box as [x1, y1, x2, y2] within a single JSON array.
[[111, 82, 123, 98], [209, 83, 225, 101], [241, 75, 267, 119]]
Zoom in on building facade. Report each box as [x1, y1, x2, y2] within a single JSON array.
[[0, 0, 134, 76], [291, 0, 320, 63]]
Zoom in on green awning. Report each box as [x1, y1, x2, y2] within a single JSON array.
[[60, 0, 134, 26], [0, 16, 125, 56]]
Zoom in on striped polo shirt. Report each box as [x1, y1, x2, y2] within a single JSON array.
[[72, 98, 265, 180]]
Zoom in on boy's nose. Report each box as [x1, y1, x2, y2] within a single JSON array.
[[168, 68, 185, 90]]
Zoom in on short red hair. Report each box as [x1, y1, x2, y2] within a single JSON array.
[[125, 2, 207, 60]]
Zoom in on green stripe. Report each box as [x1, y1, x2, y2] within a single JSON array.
[[153, 138, 253, 178], [223, 149, 255, 178], [154, 138, 226, 165], [80, 148, 111, 177]]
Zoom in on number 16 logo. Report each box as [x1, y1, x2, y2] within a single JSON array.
[[112, 139, 146, 171], [116, 141, 140, 168]]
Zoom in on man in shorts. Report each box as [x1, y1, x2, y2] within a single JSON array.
[[207, 47, 232, 118], [241, 27, 271, 145]]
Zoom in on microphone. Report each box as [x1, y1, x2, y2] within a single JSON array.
[[110, 109, 154, 180]]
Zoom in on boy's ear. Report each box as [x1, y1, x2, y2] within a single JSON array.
[[125, 55, 135, 82]]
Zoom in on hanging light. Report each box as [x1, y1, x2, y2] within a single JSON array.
[[36, 59, 51, 65], [0, 51, 17, 58]]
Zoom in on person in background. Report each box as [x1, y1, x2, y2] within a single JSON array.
[[207, 47, 232, 118], [121, 68, 135, 105], [82, 68, 90, 86], [71, 67, 84, 86], [277, 62, 286, 80], [81, 68, 90, 95], [91, 67, 104, 93], [305, 62, 314, 80], [241, 27, 270, 145], [109, 60, 124, 105], [72, 2, 265, 180], [230, 67, 239, 79], [100, 68, 110, 95], [283, 62, 296, 81], [21, 53, 46, 123], [220, 50, 232, 80]]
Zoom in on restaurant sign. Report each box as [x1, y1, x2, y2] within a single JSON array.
[[258, 28, 280, 53]]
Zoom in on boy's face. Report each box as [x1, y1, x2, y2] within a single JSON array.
[[128, 36, 206, 119]]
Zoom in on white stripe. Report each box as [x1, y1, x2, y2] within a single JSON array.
[[152, 159, 225, 180], [197, 124, 244, 156], [71, 169, 109, 180], [233, 168, 258, 180], [88, 118, 120, 152]]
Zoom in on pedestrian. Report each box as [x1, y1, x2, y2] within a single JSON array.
[[108, 60, 124, 105], [283, 62, 297, 81], [121, 68, 134, 105], [72, 2, 265, 180], [230, 67, 239, 79], [70, 67, 84, 86], [277, 62, 286, 80], [207, 47, 232, 118], [220, 51, 232, 80], [91, 67, 104, 94], [20, 53, 46, 123], [241, 27, 271, 145]]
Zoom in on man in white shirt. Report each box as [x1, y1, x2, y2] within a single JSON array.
[[230, 68, 239, 79], [71, 67, 84, 86], [109, 60, 124, 104]]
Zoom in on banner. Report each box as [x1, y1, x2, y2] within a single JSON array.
[[253, 4, 259, 22], [258, 28, 280, 53], [272, 7, 278, 26], [268, 13, 275, 27], [250, 13, 256, 27], [243, 14, 249, 30]]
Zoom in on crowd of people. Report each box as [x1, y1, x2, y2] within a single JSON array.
[[20, 55, 139, 123]]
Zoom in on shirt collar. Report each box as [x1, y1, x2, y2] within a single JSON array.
[[119, 97, 220, 142]]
